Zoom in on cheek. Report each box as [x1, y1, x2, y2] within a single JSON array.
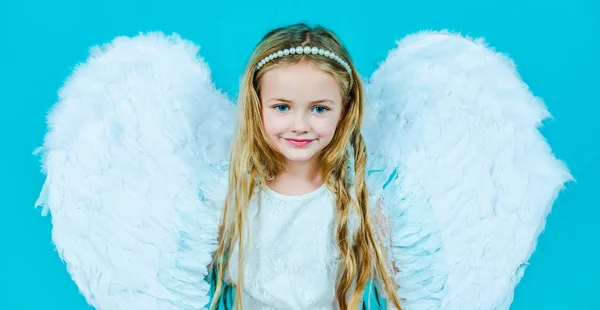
[[262, 110, 283, 136], [314, 116, 340, 139]]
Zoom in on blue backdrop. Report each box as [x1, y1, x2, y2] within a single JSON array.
[[1, 0, 598, 309]]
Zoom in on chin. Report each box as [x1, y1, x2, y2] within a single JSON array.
[[279, 149, 319, 163]]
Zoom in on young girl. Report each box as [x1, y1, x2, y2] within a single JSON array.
[[34, 18, 570, 310], [207, 23, 403, 309]]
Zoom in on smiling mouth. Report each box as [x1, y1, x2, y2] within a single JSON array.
[[284, 138, 315, 147]]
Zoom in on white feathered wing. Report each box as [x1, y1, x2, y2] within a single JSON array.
[[34, 32, 234, 310], [364, 31, 572, 310]]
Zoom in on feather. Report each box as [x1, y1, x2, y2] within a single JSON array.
[[34, 32, 235, 309], [364, 31, 572, 309]]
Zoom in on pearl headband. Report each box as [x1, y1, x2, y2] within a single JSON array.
[[255, 46, 354, 88]]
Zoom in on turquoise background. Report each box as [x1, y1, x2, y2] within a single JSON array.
[[1, 0, 598, 309]]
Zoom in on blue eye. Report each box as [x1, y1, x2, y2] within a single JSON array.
[[312, 106, 328, 114], [274, 104, 289, 112]]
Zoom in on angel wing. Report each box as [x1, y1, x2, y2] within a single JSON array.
[[34, 32, 234, 309], [363, 31, 572, 309]]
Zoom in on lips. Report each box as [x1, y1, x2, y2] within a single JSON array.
[[284, 138, 315, 147]]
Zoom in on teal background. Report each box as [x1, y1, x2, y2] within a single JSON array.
[[1, 0, 598, 309]]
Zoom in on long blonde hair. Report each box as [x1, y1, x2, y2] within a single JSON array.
[[209, 23, 402, 310]]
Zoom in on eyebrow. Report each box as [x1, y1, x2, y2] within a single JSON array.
[[267, 97, 334, 104]]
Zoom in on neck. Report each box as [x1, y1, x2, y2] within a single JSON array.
[[280, 156, 322, 183], [266, 156, 325, 195]]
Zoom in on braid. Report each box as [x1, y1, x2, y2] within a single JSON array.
[[347, 130, 372, 308], [349, 130, 404, 309], [333, 151, 357, 310]]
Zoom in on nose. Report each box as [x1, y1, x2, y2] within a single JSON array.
[[291, 110, 309, 133]]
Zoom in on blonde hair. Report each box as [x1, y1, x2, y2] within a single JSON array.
[[209, 23, 402, 310]]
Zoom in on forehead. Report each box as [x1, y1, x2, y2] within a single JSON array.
[[259, 63, 342, 102]]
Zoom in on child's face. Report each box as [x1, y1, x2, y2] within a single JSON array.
[[260, 62, 343, 165]]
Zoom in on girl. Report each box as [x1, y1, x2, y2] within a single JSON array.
[[207, 23, 403, 309], [35, 18, 569, 310]]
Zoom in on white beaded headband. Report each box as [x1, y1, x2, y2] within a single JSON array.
[[255, 46, 354, 88]]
